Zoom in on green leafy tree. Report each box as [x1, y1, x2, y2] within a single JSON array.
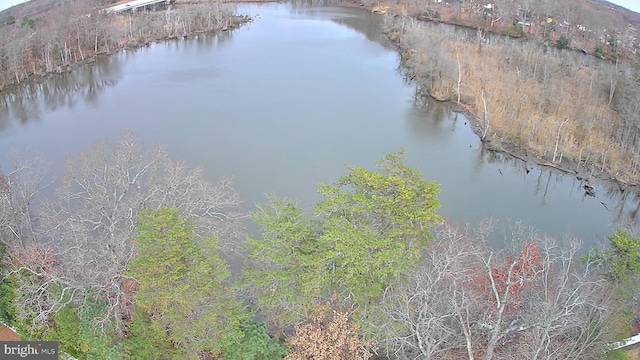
[[0, 243, 17, 325], [222, 322, 288, 360], [47, 305, 88, 357], [316, 151, 442, 305], [603, 229, 640, 283], [243, 196, 325, 327], [77, 297, 124, 359], [124, 308, 175, 360], [3, 15, 16, 26], [583, 229, 640, 349], [0, 274, 17, 326], [19, 17, 34, 28], [588, 229, 640, 288], [595, 45, 604, 57], [128, 207, 247, 359], [245, 152, 441, 327], [45, 298, 122, 359]]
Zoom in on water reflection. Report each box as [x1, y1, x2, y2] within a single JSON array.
[[603, 183, 640, 226], [534, 169, 556, 206], [406, 100, 455, 138], [478, 143, 640, 230], [332, 15, 389, 47], [0, 55, 123, 130], [0, 2, 637, 246], [164, 28, 236, 54]]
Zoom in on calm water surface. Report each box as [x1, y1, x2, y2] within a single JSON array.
[[0, 3, 637, 245]]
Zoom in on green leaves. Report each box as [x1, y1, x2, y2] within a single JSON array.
[[244, 195, 326, 327], [45, 299, 123, 359], [124, 308, 175, 360], [48, 305, 88, 357], [128, 207, 247, 358], [244, 152, 442, 327], [605, 229, 640, 283], [316, 151, 442, 305], [222, 323, 288, 360], [0, 243, 17, 326], [557, 35, 570, 49]]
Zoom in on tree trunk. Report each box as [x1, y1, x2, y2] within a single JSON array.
[[481, 89, 489, 141], [552, 118, 568, 163]]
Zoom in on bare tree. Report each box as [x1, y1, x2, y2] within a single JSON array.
[[9, 132, 245, 335], [380, 223, 478, 359], [0, 153, 50, 250], [517, 239, 612, 360], [381, 221, 615, 360], [481, 88, 489, 141]]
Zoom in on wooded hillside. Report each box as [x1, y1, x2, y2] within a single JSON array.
[[0, 0, 242, 89]]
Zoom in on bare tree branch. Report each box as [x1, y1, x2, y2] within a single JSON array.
[[380, 221, 615, 360], [9, 132, 245, 335]]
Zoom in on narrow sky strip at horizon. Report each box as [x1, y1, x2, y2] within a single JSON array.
[[0, 0, 27, 13], [608, 0, 640, 13], [0, 0, 638, 20]]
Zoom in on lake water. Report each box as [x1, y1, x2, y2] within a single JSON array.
[[0, 2, 637, 246]]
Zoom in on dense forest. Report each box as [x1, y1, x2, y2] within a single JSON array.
[[2, 0, 640, 359]]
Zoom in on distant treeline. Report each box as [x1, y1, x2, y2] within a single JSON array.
[[0, 0, 242, 89], [360, 0, 639, 60]]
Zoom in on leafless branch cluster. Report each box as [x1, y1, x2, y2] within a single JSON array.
[[4, 132, 245, 335], [0, 0, 240, 89], [0, 153, 50, 250], [381, 221, 614, 360]]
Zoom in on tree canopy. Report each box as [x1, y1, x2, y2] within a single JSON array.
[[244, 151, 442, 327], [7, 133, 245, 335], [380, 222, 615, 360], [0, 139, 630, 359], [128, 207, 248, 358]]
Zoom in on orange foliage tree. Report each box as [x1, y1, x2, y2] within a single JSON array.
[[285, 303, 376, 360]]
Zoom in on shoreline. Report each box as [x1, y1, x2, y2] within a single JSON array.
[[356, 4, 638, 198], [422, 71, 634, 198], [0, 3, 251, 92], [0, 18, 246, 91]]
